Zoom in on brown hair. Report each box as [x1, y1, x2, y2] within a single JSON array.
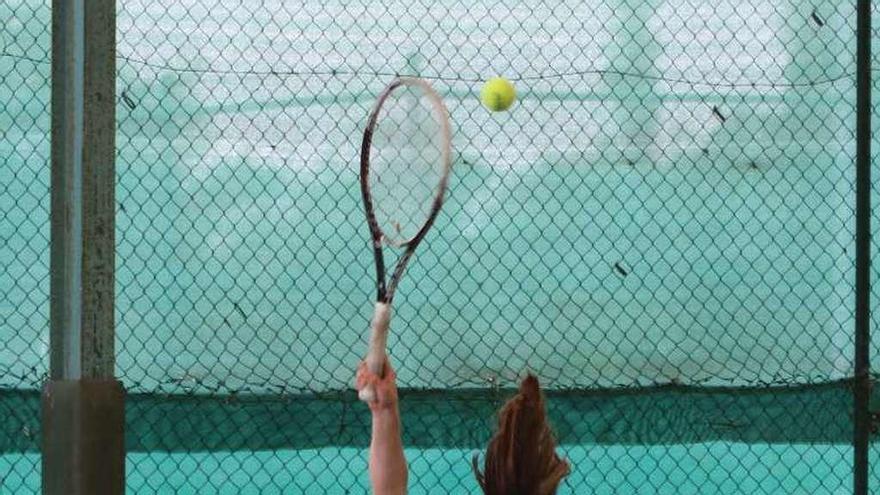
[[472, 374, 570, 495]]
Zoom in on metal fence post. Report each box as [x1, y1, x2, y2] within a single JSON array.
[[43, 0, 124, 493]]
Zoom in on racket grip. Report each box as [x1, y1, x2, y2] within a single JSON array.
[[359, 302, 391, 403]]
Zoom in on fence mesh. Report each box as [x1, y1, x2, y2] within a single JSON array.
[[1, 0, 50, 492], [1, 0, 877, 493]]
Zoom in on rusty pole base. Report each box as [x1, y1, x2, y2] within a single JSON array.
[[41, 380, 125, 495]]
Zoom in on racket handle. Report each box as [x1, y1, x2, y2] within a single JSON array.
[[359, 302, 392, 403]]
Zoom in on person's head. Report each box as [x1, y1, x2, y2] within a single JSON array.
[[472, 374, 570, 495]]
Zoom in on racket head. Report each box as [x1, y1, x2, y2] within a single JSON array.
[[360, 77, 452, 249]]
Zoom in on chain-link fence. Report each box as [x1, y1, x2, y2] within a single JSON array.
[[1, 0, 878, 493], [1, 0, 50, 492]]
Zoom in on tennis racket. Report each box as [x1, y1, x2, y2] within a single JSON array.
[[358, 77, 452, 402]]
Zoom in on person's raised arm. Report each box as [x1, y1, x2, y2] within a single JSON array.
[[357, 361, 408, 495]]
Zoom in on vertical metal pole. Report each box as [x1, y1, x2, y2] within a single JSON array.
[[50, 0, 85, 383], [854, 0, 871, 493], [45, 0, 123, 493]]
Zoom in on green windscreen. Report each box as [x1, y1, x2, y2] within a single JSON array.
[[1, 0, 877, 493]]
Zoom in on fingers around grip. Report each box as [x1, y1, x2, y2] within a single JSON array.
[[358, 358, 385, 403], [359, 351, 386, 402], [356, 360, 397, 407]]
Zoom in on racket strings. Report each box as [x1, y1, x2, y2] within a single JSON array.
[[370, 85, 446, 245]]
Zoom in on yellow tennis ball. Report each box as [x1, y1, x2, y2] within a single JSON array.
[[480, 77, 516, 112]]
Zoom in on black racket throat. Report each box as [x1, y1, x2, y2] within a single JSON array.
[[372, 238, 421, 304]]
